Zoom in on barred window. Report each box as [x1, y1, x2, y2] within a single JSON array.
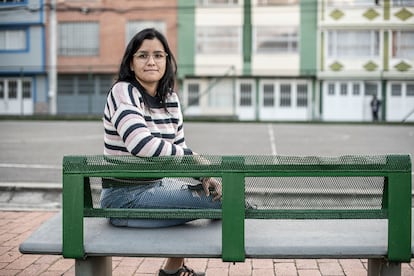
[[296, 84, 308, 107], [188, 83, 200, 106], [22, 80, 31, 99], [280, 84, 291, 107], [328, 83, 335, 95], [239, 83, 252, 106], [58, 22, 99, 56], [340, 83, 348, 96], [8, 80, 17, 99], [391, 84, 402, 97], [364, 83, 378, 96], [263, 84, 274, 107], [352, 83, 360, 96], [99, 76, 114, 95], [78, 75, 95, 95], [407, 84, 414, 96], [58, 75, 74, 95]]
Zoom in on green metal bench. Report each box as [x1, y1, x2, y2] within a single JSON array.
[[20, 154, 412, 276]]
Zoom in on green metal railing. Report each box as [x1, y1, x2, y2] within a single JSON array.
[[62, 154, 412, 262]]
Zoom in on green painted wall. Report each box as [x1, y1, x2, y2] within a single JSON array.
[[177, 0, 196, 79], [243, 0, 252, 75], [300, 0, 318, 76]]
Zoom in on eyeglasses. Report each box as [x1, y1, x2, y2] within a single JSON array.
[[133, 51, 168, 63]]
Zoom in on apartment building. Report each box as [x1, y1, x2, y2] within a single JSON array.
[[179, 0, 317, 121], [0, 0, 48, 115], [54, 0, 177, 114], [179, 0, 413, 122], [320, 0, 414, 122]]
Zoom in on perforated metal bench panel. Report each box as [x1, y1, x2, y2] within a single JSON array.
[[19, 212, 414, 259]]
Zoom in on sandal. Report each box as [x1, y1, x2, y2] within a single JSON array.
[[158, 265, 205, 276]]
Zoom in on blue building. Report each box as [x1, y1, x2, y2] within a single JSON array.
[[0, 0, 48, 115]]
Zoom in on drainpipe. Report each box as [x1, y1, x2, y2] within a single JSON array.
[[48, 0, 57, 115]]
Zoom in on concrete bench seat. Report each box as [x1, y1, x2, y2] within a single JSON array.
[[20, 212, 414, 259]]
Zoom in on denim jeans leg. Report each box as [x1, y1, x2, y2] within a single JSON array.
[[100, 178, 221, 228]]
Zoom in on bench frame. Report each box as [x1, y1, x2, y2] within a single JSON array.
[[62, 154, 412, 266]]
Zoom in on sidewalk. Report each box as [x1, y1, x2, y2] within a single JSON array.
[[1, 211, 413, 276]]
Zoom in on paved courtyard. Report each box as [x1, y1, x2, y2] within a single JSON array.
[[1, 120, 414, 275]]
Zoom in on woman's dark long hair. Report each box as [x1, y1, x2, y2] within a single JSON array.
[[115, 28, 177, 109]]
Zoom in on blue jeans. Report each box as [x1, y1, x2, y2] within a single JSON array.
[[100, 178, 221, 228]]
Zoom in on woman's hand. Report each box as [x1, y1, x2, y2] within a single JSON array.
[[201, 177, 222, 202]]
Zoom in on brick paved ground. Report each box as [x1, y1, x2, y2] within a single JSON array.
[[1, 211, 414, 276]]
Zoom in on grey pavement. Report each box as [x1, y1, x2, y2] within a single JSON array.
[[1, 120, 414, 209]]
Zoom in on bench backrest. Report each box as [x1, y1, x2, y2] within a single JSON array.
[[62, 154, 412, 262]]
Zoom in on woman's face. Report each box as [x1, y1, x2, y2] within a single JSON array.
[[130, 38, 167, 95]]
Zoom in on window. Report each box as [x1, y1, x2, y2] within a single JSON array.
[[58, 75, 74, 95], [364, 83, 378, 96], [340, 83, 347, 96], [197, 27, 240, 54], [58, 22, 99, 56], [188, 83, 200, 106], [352, 83, 360, 96], [280, 84, 291, 107], [407, 84, 414, 96], [22, 80, 31, 99], [8, 80, 17, 99], [0, 0, 25, 3], [197, 0, 238, 6], [0, 82, 3, 98], [296, 84, 308, 107], [208, 81, 233, 107], [255, 27, 298, 53], [391, 84, 402, 96], [0, 29, 26, 51], [126, 21, 166, 45], [257, 0, 299, 5], [99, 76, 114, 95], [392, 31, 414, 59], [239, 83, 252, 106], [263, 84, 274, 107], [328, 30, 379, 58], [327, 0, 374, 6], [78, 75, 94, 95], [392, 0, 414, 6], [328, 83, 335, 95]]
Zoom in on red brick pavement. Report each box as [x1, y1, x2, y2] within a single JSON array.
[[1, 211, 413, 276]]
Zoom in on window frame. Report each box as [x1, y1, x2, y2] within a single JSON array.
[[0, 28, 28, 52], [58, 22, 100, 56], [327, 30, 380, 58], [255, 26, 298, 54], [196, 26, 241, 54], [392, 30, 414, 59]]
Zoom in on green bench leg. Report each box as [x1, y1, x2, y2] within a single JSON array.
[[75, 257, 112, 276], [367, 259, 401, 276]]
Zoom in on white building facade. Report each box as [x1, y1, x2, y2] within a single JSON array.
[[177, 0, 414, 122]]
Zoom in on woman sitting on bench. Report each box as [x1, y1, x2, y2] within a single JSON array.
[[100, 28, 221, 276]]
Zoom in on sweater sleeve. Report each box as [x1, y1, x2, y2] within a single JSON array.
[[107, 82, 193, 157]]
